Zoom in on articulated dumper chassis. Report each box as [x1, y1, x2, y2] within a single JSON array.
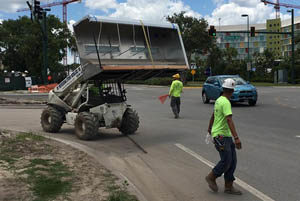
[[41, 15, 189, 140]]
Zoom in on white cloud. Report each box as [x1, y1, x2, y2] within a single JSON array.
[[0, 0, 51, 13], [206, 0, 291, 26], [85, 0, 201, 22], [68, 19, 76, 32], [85, 0, 118, 12], [229, 0, 259, 8], [213, 0, 225, 7], [0, 0, 25, 12], [0, 19, 3, 24]]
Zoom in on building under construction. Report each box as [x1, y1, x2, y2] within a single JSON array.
[[214, 16, 300, 60]]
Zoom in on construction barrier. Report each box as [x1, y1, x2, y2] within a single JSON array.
[[28, 83, 58, 93]]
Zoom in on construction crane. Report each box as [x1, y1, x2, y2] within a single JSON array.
[[261, 0, 300, 18], [17, 0, 81, 67]]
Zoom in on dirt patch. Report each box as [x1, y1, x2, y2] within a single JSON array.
[[0, 130, 138, 201]]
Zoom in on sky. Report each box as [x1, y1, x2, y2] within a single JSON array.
[[0, 0, 299, 29], [0, 0, 299, 64]]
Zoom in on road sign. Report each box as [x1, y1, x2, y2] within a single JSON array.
[[191, 69, 196, 75], [190, 63, 197, 70]]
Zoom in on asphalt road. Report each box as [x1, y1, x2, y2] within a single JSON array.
[[0, 86, 299, 201]]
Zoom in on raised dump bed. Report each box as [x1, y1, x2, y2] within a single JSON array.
[[73, 15, 189, 81]]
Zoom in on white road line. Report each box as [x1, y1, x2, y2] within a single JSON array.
[[175, 143, 275, 201], [295, 135, 300, 138]]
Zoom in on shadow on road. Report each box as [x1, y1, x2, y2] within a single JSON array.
[[59, 127, 130, 141]]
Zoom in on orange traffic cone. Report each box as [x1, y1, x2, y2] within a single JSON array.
[[158, 94, 169, 104]]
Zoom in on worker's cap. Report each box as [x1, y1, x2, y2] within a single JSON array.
[[172, 73, 180, 79], [222, 78, 235, 89]]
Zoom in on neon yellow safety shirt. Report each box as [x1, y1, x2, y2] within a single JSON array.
[[169, 80, 183, 97], [211, 96, 232, 138]]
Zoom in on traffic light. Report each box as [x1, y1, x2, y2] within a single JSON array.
[[209, 26, 216, 37], [250, 26, 255, 37], [33, 0, 40, 14], [33, 0, 43, 20]]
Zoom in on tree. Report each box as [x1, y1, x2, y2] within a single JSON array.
[[223, 47, 238, 63], [253, 49, 275, 81], [0, 15, 76, 81], [166, 12, 213, 61], [206, 44, 224, 75]]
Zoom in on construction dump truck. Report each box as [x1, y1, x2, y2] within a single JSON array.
[[41, 15, 189, 140]]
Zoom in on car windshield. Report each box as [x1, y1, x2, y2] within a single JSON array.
[[220, 77, 247, 85]]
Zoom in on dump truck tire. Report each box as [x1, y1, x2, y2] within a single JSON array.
[[75, 112, 98, 140], [119, 108, 139, 135], [41, 106, 64, 133]]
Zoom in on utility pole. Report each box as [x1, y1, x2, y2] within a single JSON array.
[[28, 0, 50, 84], [290, 9, 295, 84], [42, 11, 48, 85], [242, 14, 250, 81]]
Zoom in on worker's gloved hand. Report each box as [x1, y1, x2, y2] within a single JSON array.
[[234, 138, 242, 150]]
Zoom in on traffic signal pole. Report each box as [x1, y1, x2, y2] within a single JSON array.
[[291, 9, 295, 84], [247, 16, 250, 81], [42, 11, 48, 84], [28, 0, 49, 84]]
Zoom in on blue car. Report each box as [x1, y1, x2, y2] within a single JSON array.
[[202, 75, 258, 106]]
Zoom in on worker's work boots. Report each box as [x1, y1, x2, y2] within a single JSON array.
[[205, 171, 218, 192], [224, 181, 242, 195]]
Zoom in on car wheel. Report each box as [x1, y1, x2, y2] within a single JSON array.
[[202, 92, 210, 104], [248, 100, 256, 106]]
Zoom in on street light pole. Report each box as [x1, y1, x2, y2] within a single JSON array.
[[242, 14, 250, 81], [288, 9, 295, 84]]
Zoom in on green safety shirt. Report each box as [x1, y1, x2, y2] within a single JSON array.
[[169, 80, 183, 97], [211, 96, 232, 138]]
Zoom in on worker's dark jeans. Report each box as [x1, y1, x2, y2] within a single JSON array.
[[213, 137, 237, 182], [170, 96, 181, 117]]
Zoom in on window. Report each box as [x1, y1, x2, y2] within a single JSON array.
[[274, 24, 276, 27], [270, 36, 272, 39], [269, 24, 272, 27], [270, 42, 272, 45], [206, 78, 216, 84]]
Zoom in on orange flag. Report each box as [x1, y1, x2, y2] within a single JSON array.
[[158, 94, 169, 104]]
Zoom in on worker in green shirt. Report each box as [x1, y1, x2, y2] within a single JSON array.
[[205, 78, 242, 195], [169, 73, 183, 119]]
